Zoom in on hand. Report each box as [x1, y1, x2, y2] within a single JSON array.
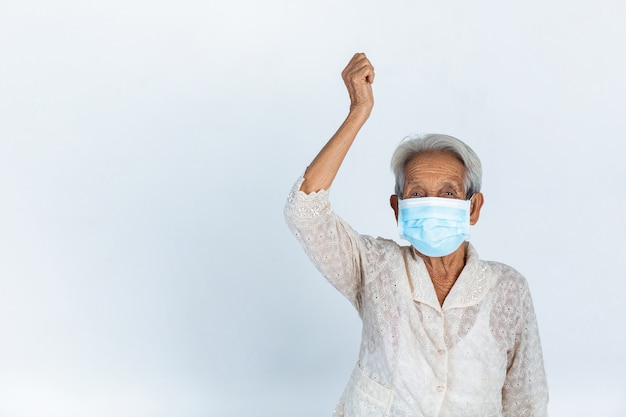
[[341, 53, 375, 116]]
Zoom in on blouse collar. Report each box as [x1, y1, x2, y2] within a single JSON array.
[[405, 243, 494, 311]]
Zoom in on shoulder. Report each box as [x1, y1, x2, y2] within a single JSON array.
[[355, 234, 405, 263], [464, 245, 529, 295], [361, 234, 402, 249], [480, 260, 531, 301], [353, 236, 409, 289], [482, 260, 526, 281], [363, 234, 407, 255]]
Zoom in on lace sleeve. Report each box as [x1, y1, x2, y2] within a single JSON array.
[[501, 279, 549, 417], [284, 177, 364, 308]]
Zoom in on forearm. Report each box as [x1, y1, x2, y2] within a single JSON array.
[[300, 107, 370, 193], [299, 53, 375, 194]]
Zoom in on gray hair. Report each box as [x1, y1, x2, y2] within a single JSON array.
[[390, 133, 482, 199]]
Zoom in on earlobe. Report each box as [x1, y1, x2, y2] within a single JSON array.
[[470, 193, 484, 225], [390, 194, 399, 222]]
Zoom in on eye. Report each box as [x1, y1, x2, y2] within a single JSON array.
[[441, 190, 458, 198]]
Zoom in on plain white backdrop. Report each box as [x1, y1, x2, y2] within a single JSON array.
[[1, 0, 625, 416]]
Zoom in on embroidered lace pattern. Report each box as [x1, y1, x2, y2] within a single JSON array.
[[285, 177, 549, 417]]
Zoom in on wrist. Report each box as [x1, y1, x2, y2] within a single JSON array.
[[348, 103, 373, 120]]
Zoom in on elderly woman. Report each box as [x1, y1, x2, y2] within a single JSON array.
[[284, 53, 548, 417]]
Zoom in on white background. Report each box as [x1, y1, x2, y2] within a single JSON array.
[[1, 0, 625, 416]]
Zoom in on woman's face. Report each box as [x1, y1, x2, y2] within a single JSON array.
[[390, 150, 484, 226]]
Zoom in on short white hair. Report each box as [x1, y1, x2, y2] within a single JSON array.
[[390, 133, 482, 199]]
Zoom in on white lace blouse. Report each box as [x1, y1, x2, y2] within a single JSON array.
[[284, 178, 549, 417]]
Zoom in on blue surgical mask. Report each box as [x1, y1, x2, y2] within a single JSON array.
[[397, 196, 472, 257]]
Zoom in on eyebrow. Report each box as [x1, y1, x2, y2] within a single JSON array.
[[405, 179, 463, 188]]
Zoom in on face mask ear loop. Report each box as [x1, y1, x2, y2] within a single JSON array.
[[465, 194, 475, 221]]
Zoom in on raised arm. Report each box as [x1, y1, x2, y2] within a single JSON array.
[[299, 53, 375, 194]]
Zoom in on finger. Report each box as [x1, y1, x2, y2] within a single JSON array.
[[351, 54, 371, 71], [343, 59, 374, 78], [351, 52, 367, 63], [365, 63, 375, 84], [351, 62, 375, 84], [343, 52, 371, 73]]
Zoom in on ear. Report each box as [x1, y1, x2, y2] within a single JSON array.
[[469, 192, 484, 225], [390, 194, 399, 222]]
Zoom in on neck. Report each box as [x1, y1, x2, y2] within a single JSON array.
[[416, 243, 468, 306]]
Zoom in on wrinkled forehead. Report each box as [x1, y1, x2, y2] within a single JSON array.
[[403, 151, 466, 184]]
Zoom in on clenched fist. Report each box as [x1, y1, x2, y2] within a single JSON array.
[[341, 53, 375, 116]]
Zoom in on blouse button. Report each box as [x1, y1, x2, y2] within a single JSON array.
[[436, 386, 445, 392]]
